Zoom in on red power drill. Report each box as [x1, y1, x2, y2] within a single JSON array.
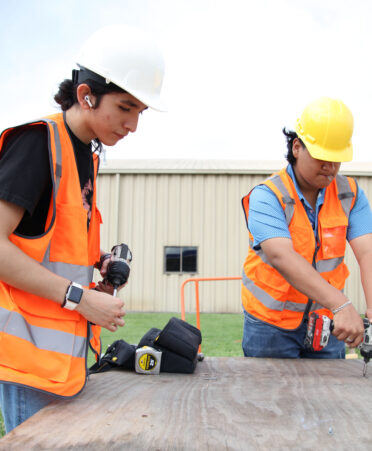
[[305, 313, 372, 376], [304, 313, 333, 352]]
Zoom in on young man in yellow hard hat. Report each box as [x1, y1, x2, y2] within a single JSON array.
[[241, 97, 372, 358]]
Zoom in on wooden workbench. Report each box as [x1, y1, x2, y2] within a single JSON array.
[[1, 357, 372, 450]]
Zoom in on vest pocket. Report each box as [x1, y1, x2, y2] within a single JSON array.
[[0, 320, 75, 383], [319, 225, 347, 259], [50, 204, 88, 265], [1, 289, 83, 383]]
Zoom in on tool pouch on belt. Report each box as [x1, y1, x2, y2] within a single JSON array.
[[138, 317, 202, 373], [89, 339, 136, 374]]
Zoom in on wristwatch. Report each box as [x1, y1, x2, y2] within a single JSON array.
[[62, 282, 83, 310]]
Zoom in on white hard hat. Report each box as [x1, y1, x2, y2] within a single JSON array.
[[75, 24, 166, 111]]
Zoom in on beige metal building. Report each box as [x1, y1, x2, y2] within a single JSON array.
[[96, 159, 372, 315]]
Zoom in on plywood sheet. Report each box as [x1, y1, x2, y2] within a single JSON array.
[[1, 357, 372, 450]]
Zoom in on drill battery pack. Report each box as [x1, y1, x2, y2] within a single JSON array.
[[304, 313, 332, 352]]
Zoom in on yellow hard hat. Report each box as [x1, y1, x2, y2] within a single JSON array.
[[295, 97, 353, 162]]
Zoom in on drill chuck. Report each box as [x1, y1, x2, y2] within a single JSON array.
[[360, 318, 372, 362], [106, 243, 132, 292], [106, 260, 130, 287]]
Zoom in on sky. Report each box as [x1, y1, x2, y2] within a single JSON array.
[[1, 0, 372, 162]]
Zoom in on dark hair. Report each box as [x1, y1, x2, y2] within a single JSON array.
[[282, 128, 305, 166], [54, 67, 126, 111], [54, 68, 127, 154]]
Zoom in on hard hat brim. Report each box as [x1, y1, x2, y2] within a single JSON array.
[[125, 86, 168, 112], [74, 64, 167, 112], [304, 140, 353, 163]]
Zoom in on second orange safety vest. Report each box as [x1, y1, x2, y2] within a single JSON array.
[[241, 167, 357, 330], [0, 113, 102, 397]]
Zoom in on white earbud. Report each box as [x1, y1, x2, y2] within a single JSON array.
[[84, 95, 93, 108]]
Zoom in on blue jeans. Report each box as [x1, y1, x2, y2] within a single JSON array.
[[0, 384, 56, 434], [242, 311, 345, 359]]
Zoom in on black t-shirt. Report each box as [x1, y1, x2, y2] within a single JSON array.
[[0, 120, 95, 236]]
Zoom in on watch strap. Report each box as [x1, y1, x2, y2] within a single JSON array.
[[62, 282, 83, 310]]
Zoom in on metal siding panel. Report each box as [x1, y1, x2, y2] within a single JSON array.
[[153, 175, 165, 311], [215, 175, 229, 311], [227, 175, 245, 313], [167, 175, 181, 243], [164, 175, 181, 311], [179, 175, 193, 245], [201, 175, 217, 310], [140, 175, 157, 311], [128, 175, 146, 310], [160, 176, 171, 311], [115, 174, 134, 309]]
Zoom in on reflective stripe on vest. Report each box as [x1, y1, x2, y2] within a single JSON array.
[[0, 307, 86, 358], [42, 242, 94, 287], [39, 119, 94, 286], [242, 270, 323, 313], [44, 117, 62, 194], [267, 173, 295, 224], [336, 175, 355, 219]]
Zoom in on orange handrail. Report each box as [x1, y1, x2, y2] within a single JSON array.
[[180, 276, 242, 352]]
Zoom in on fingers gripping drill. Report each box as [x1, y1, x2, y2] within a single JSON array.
[[305, 313, 372, 377], [106, 243, 133, 296]]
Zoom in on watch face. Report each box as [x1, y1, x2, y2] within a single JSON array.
[[68, 285, 83, 303]]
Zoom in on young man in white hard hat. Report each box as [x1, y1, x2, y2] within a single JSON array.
[[241, 97, 372, 358], [0, 24, 166, 433]]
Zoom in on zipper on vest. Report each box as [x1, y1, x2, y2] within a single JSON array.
[[302, 238, 321, 323], [312, 238, 320, 270]]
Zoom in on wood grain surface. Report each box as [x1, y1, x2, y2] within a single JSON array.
[[1, 357, 372, 450]]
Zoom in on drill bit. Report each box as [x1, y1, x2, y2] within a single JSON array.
[[363, 358, 369, 377], [363, 361, 367, 377], [113, 287, 118, 297]]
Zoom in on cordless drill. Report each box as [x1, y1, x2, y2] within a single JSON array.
[[360, 318, 372, 377], [304, 313, 333, 352], [305, 312, 372, 376], [106, 243, 132, 296]]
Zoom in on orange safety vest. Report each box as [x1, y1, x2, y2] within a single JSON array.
[[0, 113, 102, 397], [241, 167, 357, 330]]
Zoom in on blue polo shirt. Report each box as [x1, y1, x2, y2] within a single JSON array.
[[248, 165, 372, 249]]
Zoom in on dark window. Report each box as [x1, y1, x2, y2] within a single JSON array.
[[165, 247, 181, 272], [164, 246, 197, 273]]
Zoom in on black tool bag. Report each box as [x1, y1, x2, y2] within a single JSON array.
[[138, 317, 202, 373], [89, 317, 202, 374], [89, 339, 136, 373]]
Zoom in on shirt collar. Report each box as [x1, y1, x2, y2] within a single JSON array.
[[286, 164, 325, 209]]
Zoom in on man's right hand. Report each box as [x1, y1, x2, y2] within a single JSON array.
[[76, 289, 125, 332], [332, 303, 364, 348]]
